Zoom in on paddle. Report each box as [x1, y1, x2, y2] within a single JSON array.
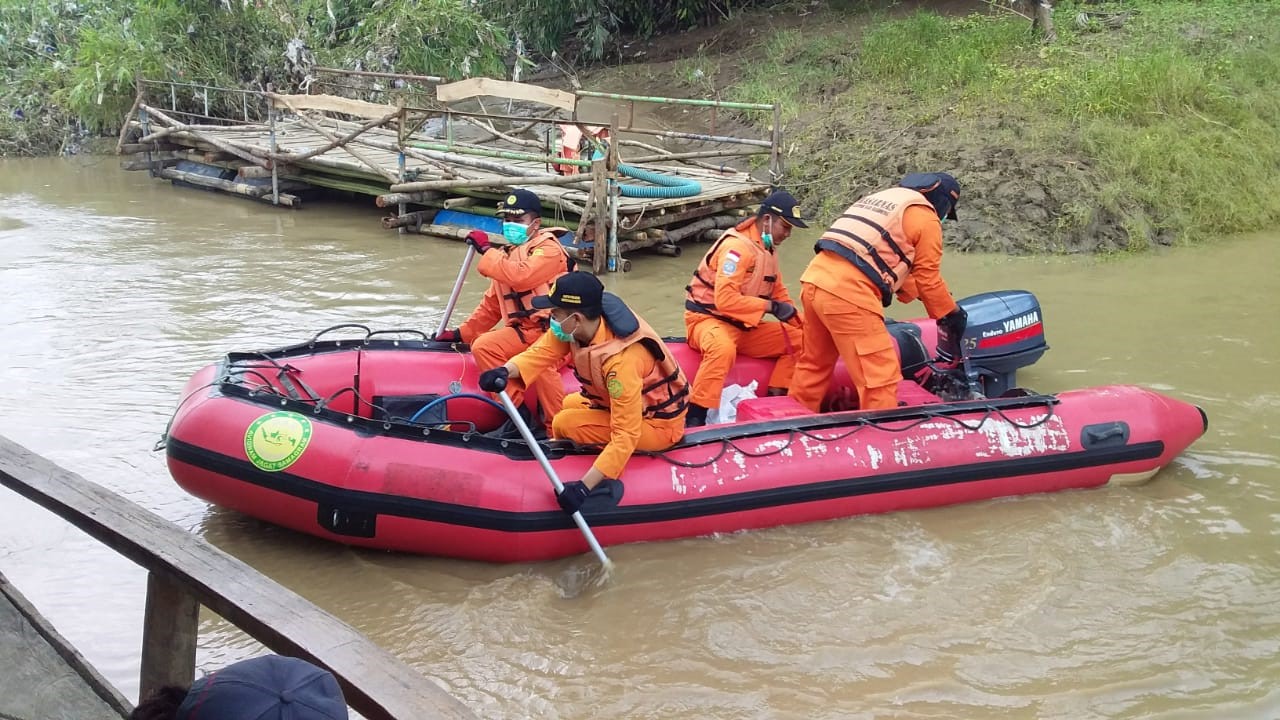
[[495, 389, 614, 571], [434, 245, 477, 339]]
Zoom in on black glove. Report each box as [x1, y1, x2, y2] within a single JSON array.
[[937, 307, 968, 337], [465, 229, 492, 253], [478, 366, 509, 392], [557, 481, 592, 515], [433, 328, 461, 343], [769, 301, 798, 323]]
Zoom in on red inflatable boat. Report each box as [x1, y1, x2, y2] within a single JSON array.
[[162, 291, 1206, 562]]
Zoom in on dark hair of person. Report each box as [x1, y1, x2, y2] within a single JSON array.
[[129, 685, 188, 720]]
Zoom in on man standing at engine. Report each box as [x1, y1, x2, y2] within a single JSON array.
[[683, 189, 807, 427], [788, 173, 969, 412], [433, 189, 572, 429]]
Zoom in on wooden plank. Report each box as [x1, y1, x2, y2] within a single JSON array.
[[139, 570, 199, 700], [269, 93, 399, 120], [0, 434, 478, 720], [436, 78, 576, 112]]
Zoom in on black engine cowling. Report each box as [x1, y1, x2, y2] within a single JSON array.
[[936, 289, 1048, 397]]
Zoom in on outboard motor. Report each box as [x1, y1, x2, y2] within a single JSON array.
[[936, 290, 1048, 397]]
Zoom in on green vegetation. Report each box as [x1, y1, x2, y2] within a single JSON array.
[[0, 0, 763, 156], [728, 0, 1280, 250]]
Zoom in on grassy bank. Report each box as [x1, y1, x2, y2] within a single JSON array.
[[718, 0, 1280, 252]]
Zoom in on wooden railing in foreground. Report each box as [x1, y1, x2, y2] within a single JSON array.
[[0, 434, 477, 720]]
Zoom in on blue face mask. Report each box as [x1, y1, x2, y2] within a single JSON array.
[[550, 315, 575, 342], [502, 222, 529, 245], [761, 232, 774, 250]]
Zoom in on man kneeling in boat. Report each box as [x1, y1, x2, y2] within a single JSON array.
[[433, 189, 572, 431], [477, 271, 690, 515], [683, 189, 807, 427]]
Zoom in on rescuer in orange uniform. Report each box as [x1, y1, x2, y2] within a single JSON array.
[[477, 272, 689, 516], [433, 189, 572, 428], [683, 189, 807, 427], [788, 172, 969, 412]]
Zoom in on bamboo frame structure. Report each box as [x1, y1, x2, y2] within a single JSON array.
[[119, 73, 783, 273]]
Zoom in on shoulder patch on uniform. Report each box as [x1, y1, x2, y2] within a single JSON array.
[[531, 248, 544, 256], [721, 249, 742, 276], [606, 371, 624, 399]]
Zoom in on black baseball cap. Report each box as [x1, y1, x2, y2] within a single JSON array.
[[497, 188, 542, 216], [900, 172, 960, 220], [531, 271, 604, 311], [758, 189, 809, 228], [176, 655, 348, 720]]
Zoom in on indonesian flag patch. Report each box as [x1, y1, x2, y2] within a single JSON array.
[[722, 249, 742, 275]]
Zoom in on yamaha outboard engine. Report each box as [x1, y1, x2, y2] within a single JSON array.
[[936, 290, 1048, 398]]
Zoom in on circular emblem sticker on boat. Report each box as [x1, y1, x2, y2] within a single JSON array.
[[244, 411, 313, 472]]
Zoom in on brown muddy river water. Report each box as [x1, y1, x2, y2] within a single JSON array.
[[1, 157, 1277, 719]]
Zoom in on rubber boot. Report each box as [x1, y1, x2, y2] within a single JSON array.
[[686, 403, 710, 428]]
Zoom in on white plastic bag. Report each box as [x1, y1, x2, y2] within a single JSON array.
[[706, 380, 758, 425]]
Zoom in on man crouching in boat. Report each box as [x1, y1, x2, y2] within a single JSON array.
[[477, 271, 690, 515], [433, 189, 572, 432], [683, 189, 807, 427]]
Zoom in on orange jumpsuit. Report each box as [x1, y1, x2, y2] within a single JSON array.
[[457, 229, 571, 421], [684, 217, 803, 409], [511, 317, 687, 479], [789, 203, 959, 412]]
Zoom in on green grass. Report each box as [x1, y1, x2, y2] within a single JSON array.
[[727, 0, 1280, 250]]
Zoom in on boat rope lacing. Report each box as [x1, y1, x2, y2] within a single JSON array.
[[627, 401, 1060, 469]]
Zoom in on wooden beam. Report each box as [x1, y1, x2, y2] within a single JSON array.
[[0, 434, 478, 720], [436, 78, 576, 112], [139, 570, 199, 700]]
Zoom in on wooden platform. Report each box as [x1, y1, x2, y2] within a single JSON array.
[[119, 80, 779, 268]]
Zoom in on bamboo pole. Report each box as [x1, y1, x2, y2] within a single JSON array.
[[159, 167, 300, 207], [622, 148, 766, 164], [618, 139, 745, 175], [288, 110, 400, 163], [575, 90, 774, 111], [770, 103, 783, 183], [382, 210, 437, 229], [375, 191, 443, 207], [616, 127, 773, 148], [139, 104, 269, 169], [116, 89, 143, 154], [590, 159, 608, 275], [456, 115, 544, 149], [409, 141, 592, 168], [389, 174, 590, 194]]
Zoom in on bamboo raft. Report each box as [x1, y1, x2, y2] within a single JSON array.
[[117, 72, 779, 272]]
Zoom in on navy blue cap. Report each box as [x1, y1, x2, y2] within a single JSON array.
[[176, 655, 348, 720], [758, 189, 808, 228], [900, 172, 960, 220], [531, 271, 604, 311], [497, 189, 542, 216]]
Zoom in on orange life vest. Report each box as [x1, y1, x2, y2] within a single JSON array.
[[494, 227, 573, 335], [571, 305, 689, 420], [814, 187, 934, 307], [684, 219, 780, 329]]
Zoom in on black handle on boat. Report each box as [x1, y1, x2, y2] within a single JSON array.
[[308, 324, 373, 346], [365, 328, 430, 343], [495, 389, 614, 572]]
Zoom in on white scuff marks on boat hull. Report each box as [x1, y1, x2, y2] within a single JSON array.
[[968, 413, 1071, 458]]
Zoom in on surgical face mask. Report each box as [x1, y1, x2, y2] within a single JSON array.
[[939, 217, 947, 225], [550, 314, 576, 342], [502, 221, 529, 245], [761, 217, 774, 250]]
